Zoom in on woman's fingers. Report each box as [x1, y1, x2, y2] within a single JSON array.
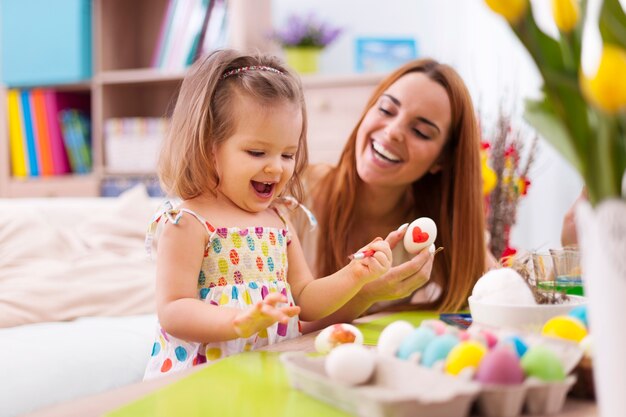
[[384, 223, 409, 250]]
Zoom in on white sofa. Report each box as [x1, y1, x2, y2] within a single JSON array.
[[0, 186, 162, 417]]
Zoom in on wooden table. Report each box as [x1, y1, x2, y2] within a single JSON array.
[[24, 315, 598, 417]]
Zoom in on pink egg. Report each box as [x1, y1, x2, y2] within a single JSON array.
[[475, 346, 525, 385], [421, 319, 447, 335]]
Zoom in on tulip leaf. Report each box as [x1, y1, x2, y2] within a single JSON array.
[[600, 0, 626, 49], [524, 98, 582, 173], [514, 11, 567, 72]]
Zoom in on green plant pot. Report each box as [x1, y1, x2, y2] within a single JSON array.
[[284, 47, 322, 74]]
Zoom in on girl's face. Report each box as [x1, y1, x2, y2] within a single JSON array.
[[355, 72, 451, 189], [214, 96, 302, 213]]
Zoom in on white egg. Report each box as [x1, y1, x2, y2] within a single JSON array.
[[377, 320, 414, 356], [325, 343, 375, 385], [314, 323, 364, 354], [404, 217, 437, 254]]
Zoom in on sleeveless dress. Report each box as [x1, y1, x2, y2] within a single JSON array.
[[143, 204, 302, 380]]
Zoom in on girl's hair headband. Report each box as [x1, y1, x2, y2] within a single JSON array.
[[222, 65, 283, 79]]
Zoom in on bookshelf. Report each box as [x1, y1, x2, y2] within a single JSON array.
[[0, 0, 381, 197], [0, 0, 273, 197]]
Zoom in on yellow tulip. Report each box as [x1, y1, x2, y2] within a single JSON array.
[[485, 0, 528, 24], [581, 44, 626, 113], [552, 0, 580, 33]]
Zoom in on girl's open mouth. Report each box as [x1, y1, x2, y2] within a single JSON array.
[[251, 181, 275, 198]]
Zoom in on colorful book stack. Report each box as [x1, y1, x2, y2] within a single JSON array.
[[5, 89, 91, 177], [152, 0, 229, 71]]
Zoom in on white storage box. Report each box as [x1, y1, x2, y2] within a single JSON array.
[[104, 118, 168, 174]]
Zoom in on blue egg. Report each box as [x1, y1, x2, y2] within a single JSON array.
[[396, 326, 436, 360], [421, 333, 459, 367], [502, 335, 528, 358], [568, 305, 588, 328]]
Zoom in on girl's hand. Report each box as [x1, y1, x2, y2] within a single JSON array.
[[358, 226, 433, 304], [232, 293, 301, 339], [349, 238, 392, 284]]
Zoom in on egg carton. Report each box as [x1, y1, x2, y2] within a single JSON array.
[[281, 352, 577, 417], [281, 351, 480, 417], [475, 376, 576, 417]]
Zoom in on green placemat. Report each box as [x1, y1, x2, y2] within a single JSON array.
[[355, 311, 438, 345], [107, 351, 348, 417], [107, 312, 437, 417]]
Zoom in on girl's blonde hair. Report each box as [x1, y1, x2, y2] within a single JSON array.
[[313, 58, 486, 312], [159, 49, 308, 201]]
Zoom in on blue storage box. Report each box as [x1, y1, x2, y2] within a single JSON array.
[[1, 0, 92, 87]]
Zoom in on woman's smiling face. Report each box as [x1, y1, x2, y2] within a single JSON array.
[[355, 72, 452, 188]]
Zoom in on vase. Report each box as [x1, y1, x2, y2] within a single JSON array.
[[283, 47, 322, 74], [575, 199, 626, 417]]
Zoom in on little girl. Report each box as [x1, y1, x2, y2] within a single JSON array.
[[143, 49, 391, 379]]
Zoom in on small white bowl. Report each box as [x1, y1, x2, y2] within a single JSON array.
[[468, 295, 587, 332]]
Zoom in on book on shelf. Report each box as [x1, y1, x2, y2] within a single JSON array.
[[199, 0, 228, 56], [20, 90, 40, 176], [5, 90, 28, 177], [31, 89, 55, 176], [59, 110, 91, 174]]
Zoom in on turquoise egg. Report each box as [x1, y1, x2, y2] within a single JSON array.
[[421, 333, 459, 368], [396, 326, 436, 360], [502, 335, 528, 358], [568, 305, 588, 328]]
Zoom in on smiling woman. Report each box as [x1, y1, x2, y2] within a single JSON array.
[[291, 58, 495, 331]]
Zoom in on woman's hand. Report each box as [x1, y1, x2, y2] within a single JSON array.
[[232, 293, 300, 338], [348, 238, 393, 284], [357, 226, 433, 304]]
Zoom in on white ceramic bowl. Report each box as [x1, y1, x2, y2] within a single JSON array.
[[468, 295, 587, 332]]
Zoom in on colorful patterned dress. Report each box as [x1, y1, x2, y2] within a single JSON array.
[[143, 205, 301, 380]]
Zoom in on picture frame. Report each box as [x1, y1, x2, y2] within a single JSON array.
[[354, 37, 418, 73]]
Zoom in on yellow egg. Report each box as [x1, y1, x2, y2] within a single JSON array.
[[542, 315, 588, 342], [445, 341, 487, 375]]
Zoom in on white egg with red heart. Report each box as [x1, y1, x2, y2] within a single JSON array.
[[404, 217, 437, 254]]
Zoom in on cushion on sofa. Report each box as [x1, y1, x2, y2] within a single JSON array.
[[0, 185, 161, 328]]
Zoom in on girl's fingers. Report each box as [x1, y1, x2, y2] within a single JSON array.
[[281, 305, 301, 317], [262, 293, 288, 306]]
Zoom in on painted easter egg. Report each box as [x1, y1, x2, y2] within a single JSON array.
[[377, 321, 414, 356], [403, 217, 437, 254], [520, 345, 566, 382], [421, 333, 460, 368], [542, 315, 588, 343], [315, 323, 364, 354], [475, 346, 525, 385], [568, 305, 589, 328], [396, 326, 436, 360], [445, 341, 487, 376]]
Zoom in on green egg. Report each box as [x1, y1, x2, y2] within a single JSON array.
[[520, 345, 566, 382]]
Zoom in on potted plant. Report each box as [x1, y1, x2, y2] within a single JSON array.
[[484, 1, 626, 415], [273, 13, 342, 74]]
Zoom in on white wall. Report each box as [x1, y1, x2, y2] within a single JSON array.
[[272, 0, 583, 251]]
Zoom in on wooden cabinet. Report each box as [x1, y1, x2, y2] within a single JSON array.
[[0, 0, 382, 197], [303, 73, 383, 164]]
